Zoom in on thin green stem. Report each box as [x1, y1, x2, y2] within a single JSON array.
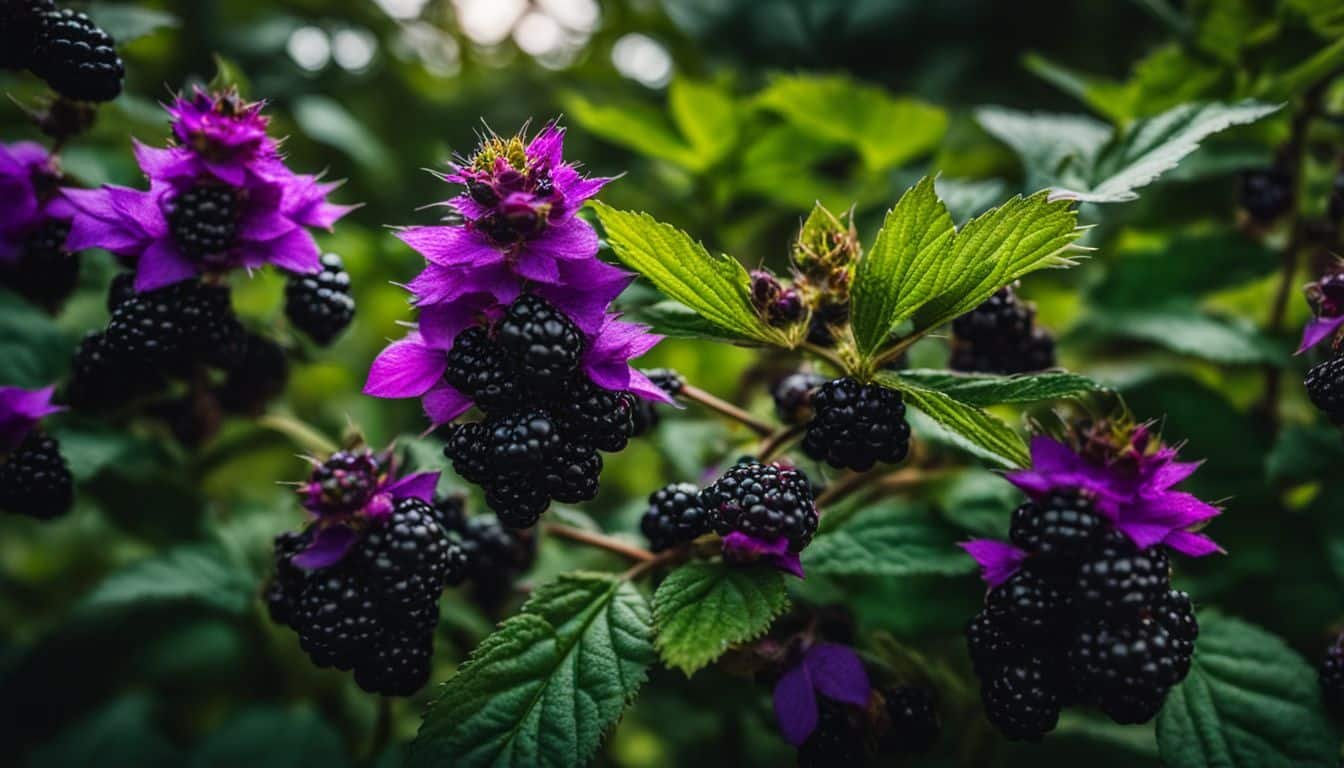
[[257, 413, 339, 455], [757, 424, 805, 463]]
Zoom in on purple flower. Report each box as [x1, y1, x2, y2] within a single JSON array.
[[1297, 273, 1344, 354], [62, 89, 354, 292], [0, 142, 74, 266], [959, 539, 1028, 588], [722, 531, 804, 578], [0, 385, 63, 453], [773, 643, 871, 746]]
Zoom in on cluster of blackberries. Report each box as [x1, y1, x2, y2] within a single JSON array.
[[0, 219, 79, 313], [798, 686, 940, 767], [640, 459, 819, 555], [431, 495, 536, 612], [66, 274, 288, 439], [950, 286, 1055, 375], [0, 430, 73, 519], [1, 1, 123, 102], [968, 490, 1197, 740], [265, 460, 467, 695], [802, 377, 910, 471], [443, 294, 644, 528], [285, 253, 356, 346], [1238, 168, 1294, 224], [1305, 355, 1344, 425]]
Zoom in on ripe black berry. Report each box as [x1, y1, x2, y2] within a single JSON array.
[[640, 482, 711, 552], [486, 408, 564, 471], [543, 441, 601, 504], [444, 326, 521, 414], [106, 272, 136, 312], [1069, 616, 1183, 724], [802, 377, 910, 471], [552, 379, 633, 453], [356, 497, 466, 612], [444, 422, 492, 485], [217, 332, 289, 415], [484, 473, 550, 528], [880, 686, 939, 755], [1150, 589, 1198, 663], [0, 431, 73, 519], [447, 509, 536, 584], [966, 608, 1025, 676], [986, 564, 1073, 641], [1009, 489, 1104, 564], [1, 220, 78, 311], [1321, 637, 1344, 715], [950, 287, 1055, 374], [104, 278, 244, 373], [294, 565, 381, 670], [353, 630, 433, 697], [285, 253, 355, 346], [1075, 532, 1170, 618], [66, 330, 163, 410], [700, 460, 818, 552], [29, 8, 124, 102], [0, 0, 54, 69], [495, 294, 584, 390], [1238, 168, 1294, 223], [264, 529, 312, 627], [169, 184, 238, 263], [797, 700, 865, 768], [981, 655, 1061, 741], [1306, 355, 1344, 424], [772, 371, 827, 425]]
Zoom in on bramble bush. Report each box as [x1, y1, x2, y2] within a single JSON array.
[[3, 0, 1344, 766]]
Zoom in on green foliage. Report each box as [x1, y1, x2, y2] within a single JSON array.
[[27, 694, 182, 768], [192, 708, 351, 768], [1071, 306, 1286, 365], [1156, 612, 1339, 768], [877, 372, 1031, 468], [889, 370, 1105, 406], [410, 573, 654, 768], [652, 561, 789, 675], [803, 500, 975, 577], [75, 542, 258, 617]]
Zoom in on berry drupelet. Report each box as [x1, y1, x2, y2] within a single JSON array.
[[1306, 355, 1344, 424], [285, 253, 356, 346], [701, 459, 819, 552], [0, 0, 54, 70], [0, 431, 74, 519], [640, 482, 711, 552], [802, 377, 911, 471], [29, 8, 124, 102]]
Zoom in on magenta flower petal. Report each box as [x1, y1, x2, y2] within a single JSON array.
[[422, 383, 473, 426], [523, 217, 600, 264], [293, 525, 359, 569], [1162, 529, 1224, 556], [1297, 315, 1344, 355], [385, 471, 441, 502], [512, 250, 562, 283], [804, 644, 872, 707], [960, 539, 1028, 587], [721, 531, 805, 578], [419, 296, 496, 350], [255, 226, 321, 273], [134, 239, 198, 291], [0, 385, 63, 452], [364, 335, 447, 398], [626, 368, 677, 405], [398, 225, 503, 268], [773, 661, 819, 747]]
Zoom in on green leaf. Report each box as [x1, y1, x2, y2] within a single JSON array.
[[935, 468, 1020, 537], [0, 292, 70, 388], [29, 694, 181, 768], [76, 543, 257, 617], [850, 177, 956, 355], [668, 79, 739, 167], [878, 372, 1030, 468], [1090, 232, 1278, 308], [630, 300, 760, 342], [409, 573, 654, 768], [754, 74, 946, 172], [86, 3, 178, 43], [652, 561, 789, 675], [889, 369, 1105, 407], [1156, 612, 1338, 768], [803, 500, 974, 577], [292, 96, 393, 172], [1069, 101, 1282, 203], [974, 107, 1110, 193], [592, 203, 781, 345], [191, 707, 350, 768], [564, 94, 700, 170], [1071, 306, 1287, 365]]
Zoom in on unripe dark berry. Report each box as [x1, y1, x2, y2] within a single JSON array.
[[771, 371, 827, 424], [1238, 168, 1294, 223]]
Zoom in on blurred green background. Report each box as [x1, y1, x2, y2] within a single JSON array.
[[2, 0, 1343, 765]]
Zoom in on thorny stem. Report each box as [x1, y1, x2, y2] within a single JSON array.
[[543, 523, 655, 563], [678, 383, 774, 437], [757, 424, 805, 463]]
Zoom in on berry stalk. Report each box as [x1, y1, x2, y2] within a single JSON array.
[[543, 522, 656, 563], [677, 383, 775, 437]]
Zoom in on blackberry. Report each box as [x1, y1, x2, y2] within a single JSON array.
[[486, 408, 564, 469], [802, 377, 910, 471], [495, 294, 584, 390], [1238, 168, 1294, 223], [953, 287, 1032, 343], [1009, 489, 1104, 564], [1306, 355, 1344, 424], [106, 272, 137, 312], [640, 482, 711, 552], [772, 371, 827, 424], [444, 326, 521, 414], [629, 396, 658, 438], [542, 441, 602, 504], [104, 283, 191, 368], [797, 700, 865, 768], [264, 529, 312, 628], [1069, 617, 1183, 724], [1075, 533, 1170, 618], [643, 368, 684, 398], [981, 655, 1061, 741], [353, 630, 433, 697], [949, 287, 1055, 374], [1150, 589, 1198, 664], [355, 498, 465, 612], [880, 686, 939, 755], [552, 379, 633, 453], [66, 330, 162, 410], [1321, 637, 1344, 714], [452, 512, 536, 583], [484, 474, 550, 528], [700, 460, 818, 552], [178, 281, 246, 369], [307, 450, 385, 517], [985, 564, 1073, 641], [0, 431, 73, 519], [2, 220, 78, 311], [217, 332, 289, 415], [294, 567, 380, 670], [169, 184, 238, 262], [29, 8, 124, 102], [0, 0, 54, 69], [444, 422, 492, 485], [285, 253, 355, 346], [966, 608, 1025, 676]]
